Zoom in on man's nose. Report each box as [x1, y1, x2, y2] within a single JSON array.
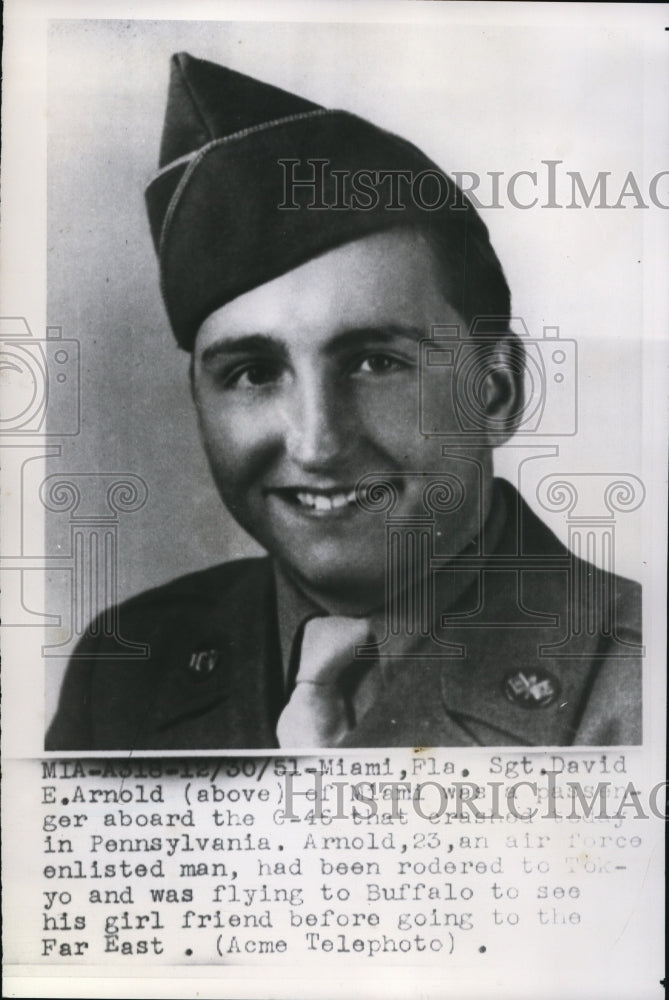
[[282, 375, 351, 470]]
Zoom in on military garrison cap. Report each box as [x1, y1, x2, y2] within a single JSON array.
[[146, 52, 509, 350]]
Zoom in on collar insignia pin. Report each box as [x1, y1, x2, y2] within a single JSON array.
[[502, 668, 560, 709], [188, 649, 219, 676]]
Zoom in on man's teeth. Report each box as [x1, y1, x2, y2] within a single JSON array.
[[295, 489, 357, 510]]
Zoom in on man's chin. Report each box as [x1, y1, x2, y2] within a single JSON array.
[[278, 553, 386, 615]]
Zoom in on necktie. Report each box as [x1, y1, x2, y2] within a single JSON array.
[[276, 615, 372, 747]]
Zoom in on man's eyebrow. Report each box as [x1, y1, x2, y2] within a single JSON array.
[[199, 324, 426, 365], [327, 325, 426, 351], [200, 334, 287, 365]]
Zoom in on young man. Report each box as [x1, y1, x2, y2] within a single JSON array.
[[46, 53, 642, 751]]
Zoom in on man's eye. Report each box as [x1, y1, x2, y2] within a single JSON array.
[[227, 361, 284, 388], [355, 354, 406, 375]]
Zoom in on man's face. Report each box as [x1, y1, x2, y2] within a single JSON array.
[[192, 228, 494, 612]]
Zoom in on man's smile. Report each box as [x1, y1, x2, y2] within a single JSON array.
[[267, 485, 362, 517]]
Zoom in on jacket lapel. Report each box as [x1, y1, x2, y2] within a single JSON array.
[[339, 661, 482, 747]]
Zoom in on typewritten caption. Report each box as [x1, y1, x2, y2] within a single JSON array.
[[28, 752, 657, 965]]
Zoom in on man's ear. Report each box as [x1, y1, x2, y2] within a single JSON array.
[[479, 333, 525, 447]]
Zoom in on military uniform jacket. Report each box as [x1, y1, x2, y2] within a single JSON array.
[[46, 482, 642, 750]]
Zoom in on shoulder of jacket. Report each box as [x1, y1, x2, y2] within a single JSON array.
[[115, 556, 273, 617], [496, 477, 642, 635]]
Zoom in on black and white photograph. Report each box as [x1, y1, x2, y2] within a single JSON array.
[[1, 2, 666, 997], [40, 17, 652, 752]]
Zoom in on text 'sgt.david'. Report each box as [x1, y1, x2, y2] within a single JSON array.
[[46, 53, 642, 751]]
